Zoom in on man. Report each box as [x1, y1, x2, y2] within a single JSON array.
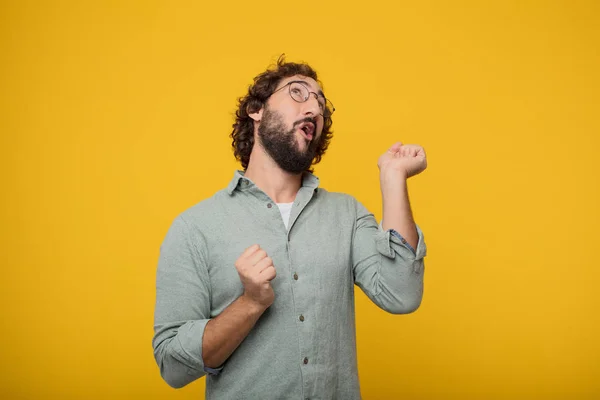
[[153, 56, 427, 399]]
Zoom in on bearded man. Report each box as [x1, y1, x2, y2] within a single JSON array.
[[152, 56, 428, 400]]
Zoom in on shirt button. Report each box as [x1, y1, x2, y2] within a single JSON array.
[[267, 203, 272, 208], [293, 273, 298, 280], [303, 357, 309, 364], [299, 314, 305, 322]]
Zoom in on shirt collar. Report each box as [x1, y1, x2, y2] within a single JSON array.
[[226, 170, 320, 195]]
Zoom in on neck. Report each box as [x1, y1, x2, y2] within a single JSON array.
[[244, 145, 303, 203]]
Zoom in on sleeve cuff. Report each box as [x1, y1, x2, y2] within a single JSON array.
[[389, 229, 416, 254], [172, 319, 225, 377], [377, 221, 427, 261], [203, 365, 224, 376]]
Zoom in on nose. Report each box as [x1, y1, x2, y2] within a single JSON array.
[[302, 93, 322, 117]]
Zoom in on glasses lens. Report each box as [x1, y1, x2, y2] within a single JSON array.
[[289, 82, 308, 102], [316, 96, 327, 113]]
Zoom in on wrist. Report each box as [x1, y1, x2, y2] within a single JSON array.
[[239, 293, 269, 315], [380, 169, 408, 191]]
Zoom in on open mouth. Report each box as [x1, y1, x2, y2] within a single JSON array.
[[298, 122, 315, 141]]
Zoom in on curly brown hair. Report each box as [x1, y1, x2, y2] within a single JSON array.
[[230, 55, 334, 171]]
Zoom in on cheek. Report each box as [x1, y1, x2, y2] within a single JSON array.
[[317, 119, 325, 136], [283, 113, 298, 129], [277, 107, 296, 126]]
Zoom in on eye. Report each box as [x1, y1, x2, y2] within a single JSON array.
[[291, 87, 303, 96]]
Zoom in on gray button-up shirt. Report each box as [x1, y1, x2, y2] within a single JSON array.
[[153, 171, 427, 399]]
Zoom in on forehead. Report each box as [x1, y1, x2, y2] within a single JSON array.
[[279, 75, 324, 96]]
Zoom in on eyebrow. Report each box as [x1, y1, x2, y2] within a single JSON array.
[[290, 80, 326, 99]]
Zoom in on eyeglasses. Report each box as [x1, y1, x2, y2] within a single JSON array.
[[271, 80, 335, 119]]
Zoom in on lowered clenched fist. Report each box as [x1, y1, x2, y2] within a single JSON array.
[[378, 142, 427, 179], [234, 244, 277, 310]]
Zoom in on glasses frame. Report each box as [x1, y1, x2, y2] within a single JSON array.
[[271, 80, 335, 120]]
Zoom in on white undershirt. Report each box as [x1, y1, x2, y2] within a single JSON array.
[[276, 202, 294, 230]]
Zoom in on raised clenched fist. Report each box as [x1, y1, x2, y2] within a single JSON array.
[[378, 142, 427, 179]]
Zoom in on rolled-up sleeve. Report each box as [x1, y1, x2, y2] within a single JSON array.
[[153, 215, 218, 388], [352, 200, 427, 314]]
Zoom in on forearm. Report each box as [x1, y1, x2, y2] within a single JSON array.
[[380, 172, 418, 250], [202, 295, 267, 368]]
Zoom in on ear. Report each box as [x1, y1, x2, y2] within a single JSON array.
[[248, 106, 263, 122]]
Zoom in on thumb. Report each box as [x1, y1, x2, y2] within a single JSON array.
[[388, 142, 403, 154]]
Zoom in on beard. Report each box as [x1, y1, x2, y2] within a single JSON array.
[[257, 107, 319, 174]]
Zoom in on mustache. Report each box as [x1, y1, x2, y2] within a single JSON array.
[[293, 117, 317, 128]]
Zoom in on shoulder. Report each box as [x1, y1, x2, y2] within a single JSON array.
[[315, 187, 351, 199], [316, 188, 375, 220], [314, 188, 361, 211], [176, 189, 230, 228], [160, 189, 230, 253]]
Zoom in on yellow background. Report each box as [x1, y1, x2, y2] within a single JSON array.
[[1, 1, 599, 399]]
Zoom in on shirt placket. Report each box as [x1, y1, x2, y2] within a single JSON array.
[[286, 187, 317, 400]]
